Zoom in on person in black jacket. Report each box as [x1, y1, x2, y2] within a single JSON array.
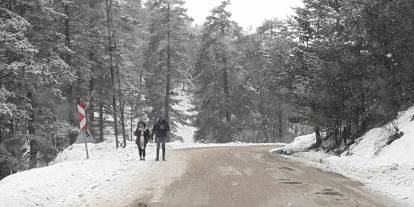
[[151, 115, 170, 161], [134, 121, 150, 161]]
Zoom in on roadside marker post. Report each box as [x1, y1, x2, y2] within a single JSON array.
[[78, 102, 90, 159]]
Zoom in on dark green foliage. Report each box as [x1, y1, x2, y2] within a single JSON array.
[[194, 2, 310, 143], [1, 0, 76, 177], [193, 0, 240, 143], [290, 0, 414, 150], [0, 0, 147, 179]]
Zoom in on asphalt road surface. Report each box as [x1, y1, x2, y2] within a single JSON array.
[[138, 146, 399, 207]]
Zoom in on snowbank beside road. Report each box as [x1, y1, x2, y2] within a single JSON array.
[[271, 133, 315, 154], [0, 138, 188, 207], [272, 106, 414, 206]]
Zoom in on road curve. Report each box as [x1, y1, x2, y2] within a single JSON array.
[[141, 146, 399, 207]]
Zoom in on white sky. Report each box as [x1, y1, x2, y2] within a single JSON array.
[[184, 0, 303, 30]]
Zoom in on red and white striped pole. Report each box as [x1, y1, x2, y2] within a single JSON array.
[[78, 101, 89, 159], [78, 102, 87, 131]]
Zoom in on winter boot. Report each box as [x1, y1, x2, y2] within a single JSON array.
[[162, 149, 166, 161], [156, 146, 160, 161]]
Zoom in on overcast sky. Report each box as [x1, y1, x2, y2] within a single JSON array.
[[184, 0, 303, 30]]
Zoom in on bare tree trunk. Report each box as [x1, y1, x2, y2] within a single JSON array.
[[130, 102, 134, 141], [89, 70, 95, 136], [222, 54, 230, 123], [120, 100, 126, 146], [28, 92, 37, 169], [216, 19, 231, 143], [164, 3, 172, 123], [66, 85, 74, 122], [105, 0, 119, 148], [65, 0, 81, 105], [63, 2, 71, 63], [114, 40, 126, 147], [62, 1, 76, 126], [272, 106, 277, 143], [97, 60, 104, 142], [99, 102, 104, 142], [278, 103, 283, 142], [221, 22, 231, 124]]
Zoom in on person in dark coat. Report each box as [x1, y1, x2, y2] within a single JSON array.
[[134, 121, 150, 161], [151, 115, 170, 161]]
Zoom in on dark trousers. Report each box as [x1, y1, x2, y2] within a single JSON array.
[[138, 147, 146, 158], [138, 142, 146, 158], [156, 136, 166, 160]]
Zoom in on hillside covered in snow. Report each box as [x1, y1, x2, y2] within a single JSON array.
[[0, 139, 188, 207], [273, 106, 414, 206]]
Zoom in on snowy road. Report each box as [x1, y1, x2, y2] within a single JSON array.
[[141, 146, 399, 207]]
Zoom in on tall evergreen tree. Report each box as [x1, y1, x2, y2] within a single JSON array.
[[143, 0, 193, 140], [194, 0, 242, 143]]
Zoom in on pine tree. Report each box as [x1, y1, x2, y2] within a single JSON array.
[[1, 0, 76, 172], [143, 0, 193, 140], [194, 0, 242, 143], [105, 0, 120, 148]]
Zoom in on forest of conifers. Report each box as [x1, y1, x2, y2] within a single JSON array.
[[1, 0, 414, 179]]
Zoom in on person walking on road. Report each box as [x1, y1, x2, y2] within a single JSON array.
[[134, 121, 150, 161], [151, 115, 170, 161]]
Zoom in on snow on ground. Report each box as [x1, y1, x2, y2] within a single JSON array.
[[273, 133, 316, 154], [173, 90, 197, 143], [0, 132, 283, 207], [175, 121, 197, 143], [0, 138, 188, 207], [271, 106, 414, 207]]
